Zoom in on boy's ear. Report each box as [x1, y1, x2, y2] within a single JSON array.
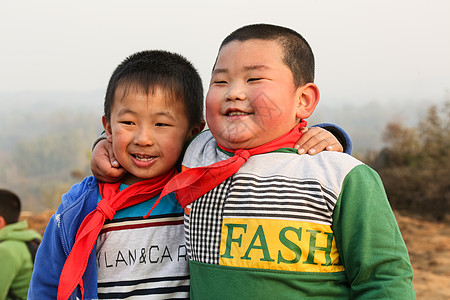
[[102, 115, 113, 143], [295, 83, 320, 120], [188, 120, 206, 140]]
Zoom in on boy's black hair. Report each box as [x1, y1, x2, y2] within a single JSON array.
[[0, 189, 21, 225], [219, 23, 315, 87], [104, 50, 204, 128]]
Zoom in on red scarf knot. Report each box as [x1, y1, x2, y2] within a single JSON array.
[[97, 199, 116, 220], [235, 149, 251, 162]]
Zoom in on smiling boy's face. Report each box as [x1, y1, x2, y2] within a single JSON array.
[[206, 39, 316, 150], [103, 87, 194, 185]]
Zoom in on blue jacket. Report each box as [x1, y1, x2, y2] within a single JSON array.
[[28, 176, 99, 299]]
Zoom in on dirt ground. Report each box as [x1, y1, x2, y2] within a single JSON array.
[[21, 209, 450, 299], [394, 211, 450, 299]]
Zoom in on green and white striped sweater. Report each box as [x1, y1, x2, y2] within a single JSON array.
[[182, 130, 415, 299]]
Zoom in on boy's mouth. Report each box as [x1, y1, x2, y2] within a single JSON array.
[[227, 111, 249, 116], [225, 109, 251, 117], [133, 154, 156, 162]]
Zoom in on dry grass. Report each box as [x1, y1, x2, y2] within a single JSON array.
[[395, 211, 450, 299]]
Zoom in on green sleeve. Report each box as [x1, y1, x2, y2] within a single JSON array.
[[333, 165, 415, 299], [0, 242, 21, 298]]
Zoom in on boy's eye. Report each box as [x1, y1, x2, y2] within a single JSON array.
[[155, 123, 169, 127], [213, 80, 227, 85], [248, 78, 262, 82], [121, 121, 135, 125]]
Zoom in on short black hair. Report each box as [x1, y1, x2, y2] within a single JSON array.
[[104, 50, 204, 128], [219, 23, 315, 87], [0, 189, 21, 225]]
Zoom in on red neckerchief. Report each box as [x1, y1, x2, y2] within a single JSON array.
[[145, 121, 307, 217], [57, 168, 176, 300]]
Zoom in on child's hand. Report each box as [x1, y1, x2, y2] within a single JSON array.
[[295, 127, 344, 155], [91, 139, 126, 182]]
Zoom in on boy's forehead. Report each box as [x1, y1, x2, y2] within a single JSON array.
[[111, 84, 187, 112], [213, 39, 285, 74], [215, 39, 284, 68], [114, 83, 178, 102]]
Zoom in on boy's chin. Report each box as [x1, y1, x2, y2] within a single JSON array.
[[216, 137, 262, 150], [122, 173, 144, 185]]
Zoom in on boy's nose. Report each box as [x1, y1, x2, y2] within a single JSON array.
[[134, 129, 154, 146], [225, 83, 246, 101]]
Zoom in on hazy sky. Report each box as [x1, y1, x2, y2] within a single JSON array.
[[1, 0, 449, 106]]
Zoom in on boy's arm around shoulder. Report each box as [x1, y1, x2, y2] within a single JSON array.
[[313, 123, 352, 154], [333, 164, 415, 299], [28, 176, 98, 299]]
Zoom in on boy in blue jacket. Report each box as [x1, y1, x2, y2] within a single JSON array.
[[29, 50, 205, 299]]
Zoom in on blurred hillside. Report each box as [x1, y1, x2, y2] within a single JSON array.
[[0, 91, 103, 211]]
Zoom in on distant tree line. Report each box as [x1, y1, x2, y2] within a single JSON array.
[[369, 101, 450, 221]]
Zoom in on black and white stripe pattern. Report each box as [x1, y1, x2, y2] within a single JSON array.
[[224, 174, 338, 225], [97, 275, 189, 299]]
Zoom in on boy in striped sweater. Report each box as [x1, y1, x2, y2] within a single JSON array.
[[173, 24, 415, 299]]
